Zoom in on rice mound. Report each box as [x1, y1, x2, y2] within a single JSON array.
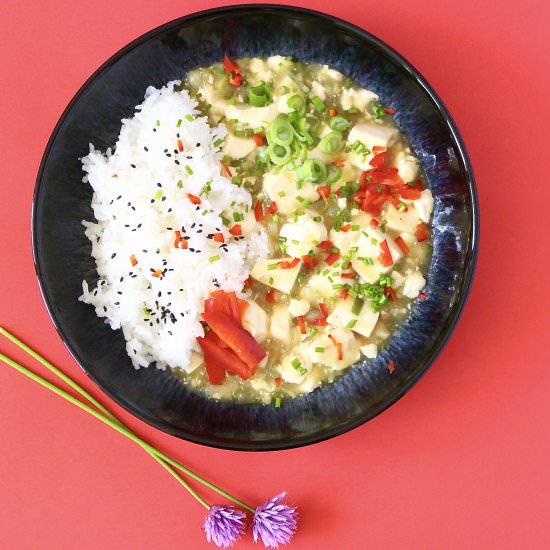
[[80, 81, 268, 371]]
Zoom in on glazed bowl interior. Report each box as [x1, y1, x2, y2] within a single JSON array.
[[33, 5, 477, 451]]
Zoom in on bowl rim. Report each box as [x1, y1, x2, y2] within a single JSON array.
[[32, 3, 479, 451]]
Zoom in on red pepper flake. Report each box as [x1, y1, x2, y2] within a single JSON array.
[[370, 218, 380, 229], [129, 254, 138, 267], [328, 108, 338, 116], [369, 151, 387, 169], [331, 159, 345, 168], [274, 377, 282, 387], [254, 201, 264, 222], [253, 133, 266, 147], [387, 359, 396, 374], [186, 193, 201, 205], [174, 230, 188, 249], [384, 287, 398, 302], [317, 185, 331, 202], [328, 334, 343, 361], [395, 236, 410, 255], [265, 201, 278, 216], [152, 269, 163, 278], [418, 292, 428, 301], [326, 252, 341, 266], [297, 315, 307, 334], [339, 224, 352, 232], [378, 239, 394, 267], [301, 255, 318, 270], [372, 145, 386, 153], [317, 240, 333, 251], [278, 257, 300, 269], [384, 107, 396, 115], [340, 288, 349, 300], [266, 289, 276, 303], [177, 139, 184, 152], [309, 302, 329, 327], [223, 55, 241, 74], [341, 272, 355, 279], [220, 161, 232, 178], [213, 233, 225, 243], [228, 224, 242, 236], [416, 222, 428, 242]]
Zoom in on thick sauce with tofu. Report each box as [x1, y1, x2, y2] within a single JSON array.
[[176, 56, 433, 404]]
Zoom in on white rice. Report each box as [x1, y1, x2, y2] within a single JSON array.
[[80, 81, 268, 371]]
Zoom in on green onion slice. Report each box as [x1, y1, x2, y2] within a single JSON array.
[[328, 115, 350, 132], [319, 132, 344, 154]]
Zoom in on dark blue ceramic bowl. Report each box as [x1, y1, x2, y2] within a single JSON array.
[[33, 5, 478, 451]]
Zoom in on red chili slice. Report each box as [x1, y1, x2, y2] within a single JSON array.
[[297, 316, 307, 334], [129, 254, 138, 267], [399, 188, 421, 200], [328, 334, 343, 361], [301, 255, 318, 270], [228, 73, 243, 87], [186, 193, 201, 205], [220, 161, 232, 178], [384, 287, 398, 302], [266, 201, 278, 216], [253, 133, 266, 146], [369, 151, 387, 168], [228, 224, 242, 236], [266, 289, 276, 303], [319, 303, 329, 318], [370, 218, 380, 229], [387, 359, 396, 374], [378, 239, 394, 267], [317, 186, 331, 202], [326, 252, 340, 266], [198, 331, 252, 382], [223, 55, 241, 74], [213, 233, 225, 243], [177, 139, 184, 152], [254, 201, 264, 222], [278, 257, 300, 269], [317, 240, 333, 251], [339, 224, 352, 232], [416, 222, 428, 242], [395, 236, 410, 255]]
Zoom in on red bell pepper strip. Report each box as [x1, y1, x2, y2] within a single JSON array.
[[197, 331, 251, 382], [369, 151, 387, 168], [253, 133, 266, 146], [202, 311, 266, 370], [254, 201, 264, 221]]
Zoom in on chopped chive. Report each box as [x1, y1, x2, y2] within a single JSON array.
[[233, 212, 244, 222], [313, 216, 322, 222], [347, 319, 357, 328], [213, 138, 223, 147], [185, 114, 194, 122], [209, 255, 220, 263], [176, 119, 182, 128], [268, 277, 274, 284], [177, 179, 183, 188], [155, 120, 160, 126], [351, 224, 360, 231], [267, 263, 278, 270], [221, 216, 230, 226], [184, 165, 193, 175], [332, 284, 343, 289], [154, 190, 163, 200], [278, 191, 286, 197], [274, 397, 281, 408], [314, 347, 325, 353]]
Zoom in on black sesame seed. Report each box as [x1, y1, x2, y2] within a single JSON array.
[[131, 164, 136, 168], [111, 253, 116, 259], [174, 160, 180, 165], [144, 146, 149, 152]]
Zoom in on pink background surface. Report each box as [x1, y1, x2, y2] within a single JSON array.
[[1, 1, 549, 548]]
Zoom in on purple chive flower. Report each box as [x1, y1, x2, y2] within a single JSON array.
[[204, 505, 246, 548], [252, 492, 298, 548]]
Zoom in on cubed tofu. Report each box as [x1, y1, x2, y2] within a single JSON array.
[[250, 257, 301, 294], [383, 203, 421, 234], [288, 299, 310, 317], [306, 327, 360, 370], [355, 227, 403, 272], [242, 301, 268, 342], [263, 170, 319, 215], [270, 304, 292, 344], [414, 189, 434, 223], [224, 103, 278, 127], [222, 134, 256, 159], [391, 149, 420, 183], [247, 58, 273, 82], [340, 88, 379, 111], [278, 346, 313, 383], [402, 270, 426, 298], [348, 122, 398, 152], [326, 297, 380, 338], [185, 351, 204, 373], [360, 343, 378, 358], [276, 94, 294, 114], [310, 81, 326, 101], [280, 216, 328, 258]]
